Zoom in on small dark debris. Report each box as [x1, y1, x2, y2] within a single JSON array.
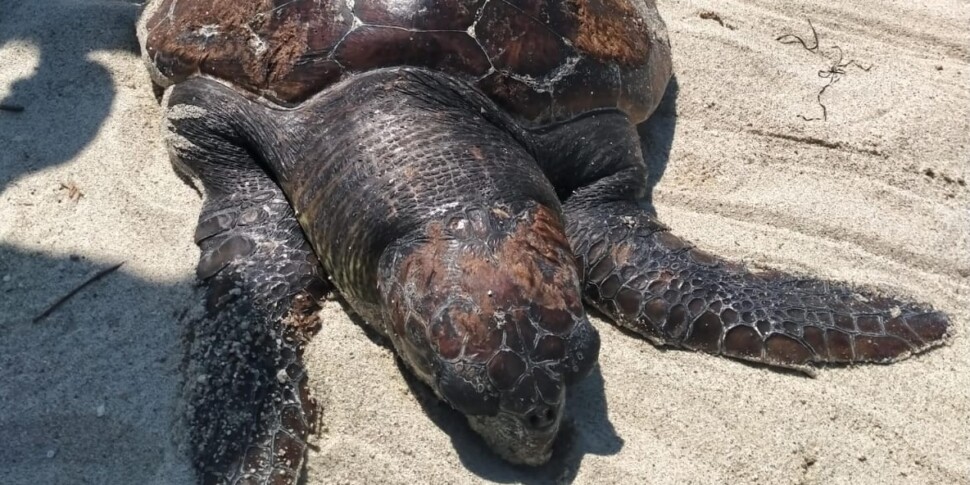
[[699, 11, 724, 26], [921, 169, 965, 186], [0, 103, 25, 113], [60, 181, 84, 202], [935, 65, 944, 71], [175, 306, 191, 323], [777, 19, 820, 52], [699, 11, 735, 29], [748, 129, 884, 157], [777, 20, 872, 121]]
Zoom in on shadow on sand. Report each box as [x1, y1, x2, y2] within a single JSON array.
[[0, 0, 142, 190], [396, 360, 624, 485], [0, 245, 196, 484], [638, 75, 679, 216]]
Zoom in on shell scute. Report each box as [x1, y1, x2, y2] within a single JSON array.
[[333, 26, 491, 78], [355, 0, 485, 29], [474, 0, 571, 77], [141, 0, 671, 121]]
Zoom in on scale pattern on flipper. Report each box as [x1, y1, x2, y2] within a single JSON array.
[[568, 204, 950, 368], [186, 191, 324, 485], [166, 89, 329, 484]]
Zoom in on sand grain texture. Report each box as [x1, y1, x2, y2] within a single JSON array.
[[1, 0, 967, 484]]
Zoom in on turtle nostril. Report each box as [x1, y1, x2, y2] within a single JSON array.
[[525, 405, 557, 430]]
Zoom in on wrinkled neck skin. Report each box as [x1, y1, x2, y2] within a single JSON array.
[[276, 68, 558, 320], [247, 68, 601, 465]]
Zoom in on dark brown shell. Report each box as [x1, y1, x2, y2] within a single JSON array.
[[138, 0, 671, 122]]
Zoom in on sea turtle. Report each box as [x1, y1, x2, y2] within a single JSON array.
[[136, 0, 950, 483]]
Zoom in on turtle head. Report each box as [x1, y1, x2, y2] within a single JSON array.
[[378, 202, 599, 465]]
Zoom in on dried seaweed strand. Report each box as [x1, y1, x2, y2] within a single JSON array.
[[777, 20, 871, 121], [776, 19, 819, 52]]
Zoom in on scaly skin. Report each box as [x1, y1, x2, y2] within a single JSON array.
[[532, 109, 950, 370], [160, 68, 950, 484], [567, 205, 949, 368], [165, 90, 329, 484], [272, 69, 602, 463], [164, 69, 601, 476], [378, 202, 599, 463]]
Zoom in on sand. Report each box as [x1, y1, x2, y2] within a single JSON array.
[[1, 0, 967, 483]]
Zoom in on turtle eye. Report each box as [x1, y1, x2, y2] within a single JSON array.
[[562, 314, 600, 383], [436, 360, 500, 416]]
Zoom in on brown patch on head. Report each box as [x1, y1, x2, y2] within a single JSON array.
[[457, 205, 582, 320], [567, 0, 650, 66], [380, 204, 589, 387]]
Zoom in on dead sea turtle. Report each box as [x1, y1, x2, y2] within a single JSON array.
[[136, 0, 950, 483]]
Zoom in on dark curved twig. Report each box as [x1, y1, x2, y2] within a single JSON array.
[[776, 19, 819, 52], [33, 262, 125, 323]]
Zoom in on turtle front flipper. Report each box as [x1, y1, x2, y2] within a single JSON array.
[[532, 111, 950, 370], [165, 83, 329, 484], [568, 206, 950, 370]]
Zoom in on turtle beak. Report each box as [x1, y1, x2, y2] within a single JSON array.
[[467, 397, 564, 466]]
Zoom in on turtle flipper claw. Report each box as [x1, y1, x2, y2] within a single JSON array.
[[567, 202, 950, 369]]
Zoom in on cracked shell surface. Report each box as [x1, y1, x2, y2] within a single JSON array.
[[138, 0, 672, 122]]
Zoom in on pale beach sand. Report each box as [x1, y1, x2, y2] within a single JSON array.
[[1, 1, 967, 483]]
